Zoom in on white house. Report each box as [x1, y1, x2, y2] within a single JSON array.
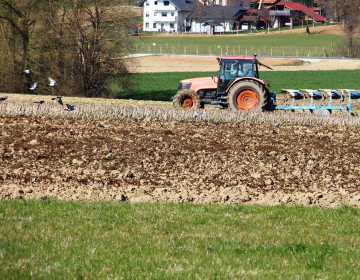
[[139, 0, 198, 32], [138, 0, 247, 33]]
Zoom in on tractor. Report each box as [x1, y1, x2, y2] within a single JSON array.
[[172, 55, 273, 112]]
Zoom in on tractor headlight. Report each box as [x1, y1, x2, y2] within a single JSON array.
[[178, 82, 192, 91]]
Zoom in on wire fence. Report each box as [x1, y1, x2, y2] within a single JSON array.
[[132, 43, 345, 58]]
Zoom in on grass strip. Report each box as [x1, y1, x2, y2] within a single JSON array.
[[1, 200, 360, 279], [114, 70, 360, 102]]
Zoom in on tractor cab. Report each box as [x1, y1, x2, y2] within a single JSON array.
[[217, 56, 258, 94]]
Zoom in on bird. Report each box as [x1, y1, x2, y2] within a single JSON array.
[[65, 104, 75, 111], [0, 96, 8, 101], [273, 122, 281, 127], [51, 96, 63, 105], [193, 111, 203, 120], [34, 100, 45, 104], [23, 69, 32, 74], [29, 82, 38, 91], [88, 85, 98, 90], [48, 77, 57, 86], [213, 122, 220, 125]]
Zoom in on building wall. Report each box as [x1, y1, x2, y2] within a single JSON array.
[[143, 0, 178, 32]]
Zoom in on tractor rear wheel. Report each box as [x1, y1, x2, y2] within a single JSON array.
[[173, 89, 201, 109], [227, 80, 267, 112]]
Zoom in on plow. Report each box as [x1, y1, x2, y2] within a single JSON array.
[[172, 55, 360, 116], [272, 89, 360, 115]]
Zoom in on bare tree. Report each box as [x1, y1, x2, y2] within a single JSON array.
[[326, 0, 360, 57]]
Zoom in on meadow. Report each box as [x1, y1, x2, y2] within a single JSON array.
[[1, 200, 360, 279], [132, 27, 344, 57]]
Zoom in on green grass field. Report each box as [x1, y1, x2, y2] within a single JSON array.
[[132, 26, 344, 57], [115, 70, 360, 101], [1, 200, 360, 279]]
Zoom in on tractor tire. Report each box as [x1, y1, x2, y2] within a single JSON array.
[[173, 89, 201, 109], [227, 80, 267, 112]]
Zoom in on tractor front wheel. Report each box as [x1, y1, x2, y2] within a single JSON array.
[[173, 89, 201, 109], [227, 80, 267, 112]]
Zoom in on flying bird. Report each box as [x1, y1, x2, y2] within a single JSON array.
[[51, 96, 63, 105], [0, 96, 8, 101], [23, 69, 32, 74], [48, 77, 57, 87], [65, 104, 75, 111], [273, 122, 281, 127], [29, 82, 38, 91], [193, 111, 203, 120], [34, 100, 45, 104]]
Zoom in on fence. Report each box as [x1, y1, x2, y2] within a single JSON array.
[[133, 43, 342, 58]]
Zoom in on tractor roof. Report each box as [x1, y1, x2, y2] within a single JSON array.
[[217, 56, 255, 61]]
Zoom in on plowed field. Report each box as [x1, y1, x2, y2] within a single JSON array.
[[2, 115, 360, 208]]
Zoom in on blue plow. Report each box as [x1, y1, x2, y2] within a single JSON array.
[[268, 89, 360, 116]]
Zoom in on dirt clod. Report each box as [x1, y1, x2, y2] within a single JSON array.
[[1, 115, 360, 207]]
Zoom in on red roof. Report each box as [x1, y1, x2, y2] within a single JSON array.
[[261, 0, 279, 4], [275, 2, 327, 22], [244, 9, 271, 21]]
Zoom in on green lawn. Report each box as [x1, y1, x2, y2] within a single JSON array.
[[115, 70, 360, 101], [1, 200, 360, 279], [132, 26, 344, 57]]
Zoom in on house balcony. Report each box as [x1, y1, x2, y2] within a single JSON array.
[[269, 10, 291, 16]]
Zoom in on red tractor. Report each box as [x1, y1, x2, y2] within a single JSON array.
[[172, 55, 273, 112]]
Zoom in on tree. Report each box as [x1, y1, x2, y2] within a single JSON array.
[[0, 0, 137, 97], [326, 0, 360, 57], [0, 0, 45, 92]]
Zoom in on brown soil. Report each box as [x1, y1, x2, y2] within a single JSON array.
[[2, 115, 360, 208]]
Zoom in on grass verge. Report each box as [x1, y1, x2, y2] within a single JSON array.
[[1, 200, 360, 279]]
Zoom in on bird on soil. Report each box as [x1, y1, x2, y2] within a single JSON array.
[[273, 122, 281, 127], [34, 100, 45, 104], [193, 111, 203, 120], [23, 69, 32, 74], [0, 96, 8, 101], [29, 82, 38, 91], [65, 104, 75, 111], [48, 77, 57, 87], [52, 96, 63, 105]]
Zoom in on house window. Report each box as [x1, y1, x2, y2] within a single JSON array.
[[164, 0, 169, 5], [146, 22, 149, 28], [154, 0, 158, 4], [146, 12, 149, 17], [153, 23, 157, 28], [171, 12, 174, 16], [154, 12, 158, 16], [162, 12, 167, 17], [170, 23, 174, 28]]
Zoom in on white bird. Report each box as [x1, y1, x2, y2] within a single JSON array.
[[23, 69, 32, 74], [273, 122, 281, 127], [48, 77, 57, 86], [34, 100, 45, 104], [51, 96, 63, 105], [193, 111, 203, 120], [0, 96, 8, 101], [29, 82, 38, 91], [65, 104, 75, 111]]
